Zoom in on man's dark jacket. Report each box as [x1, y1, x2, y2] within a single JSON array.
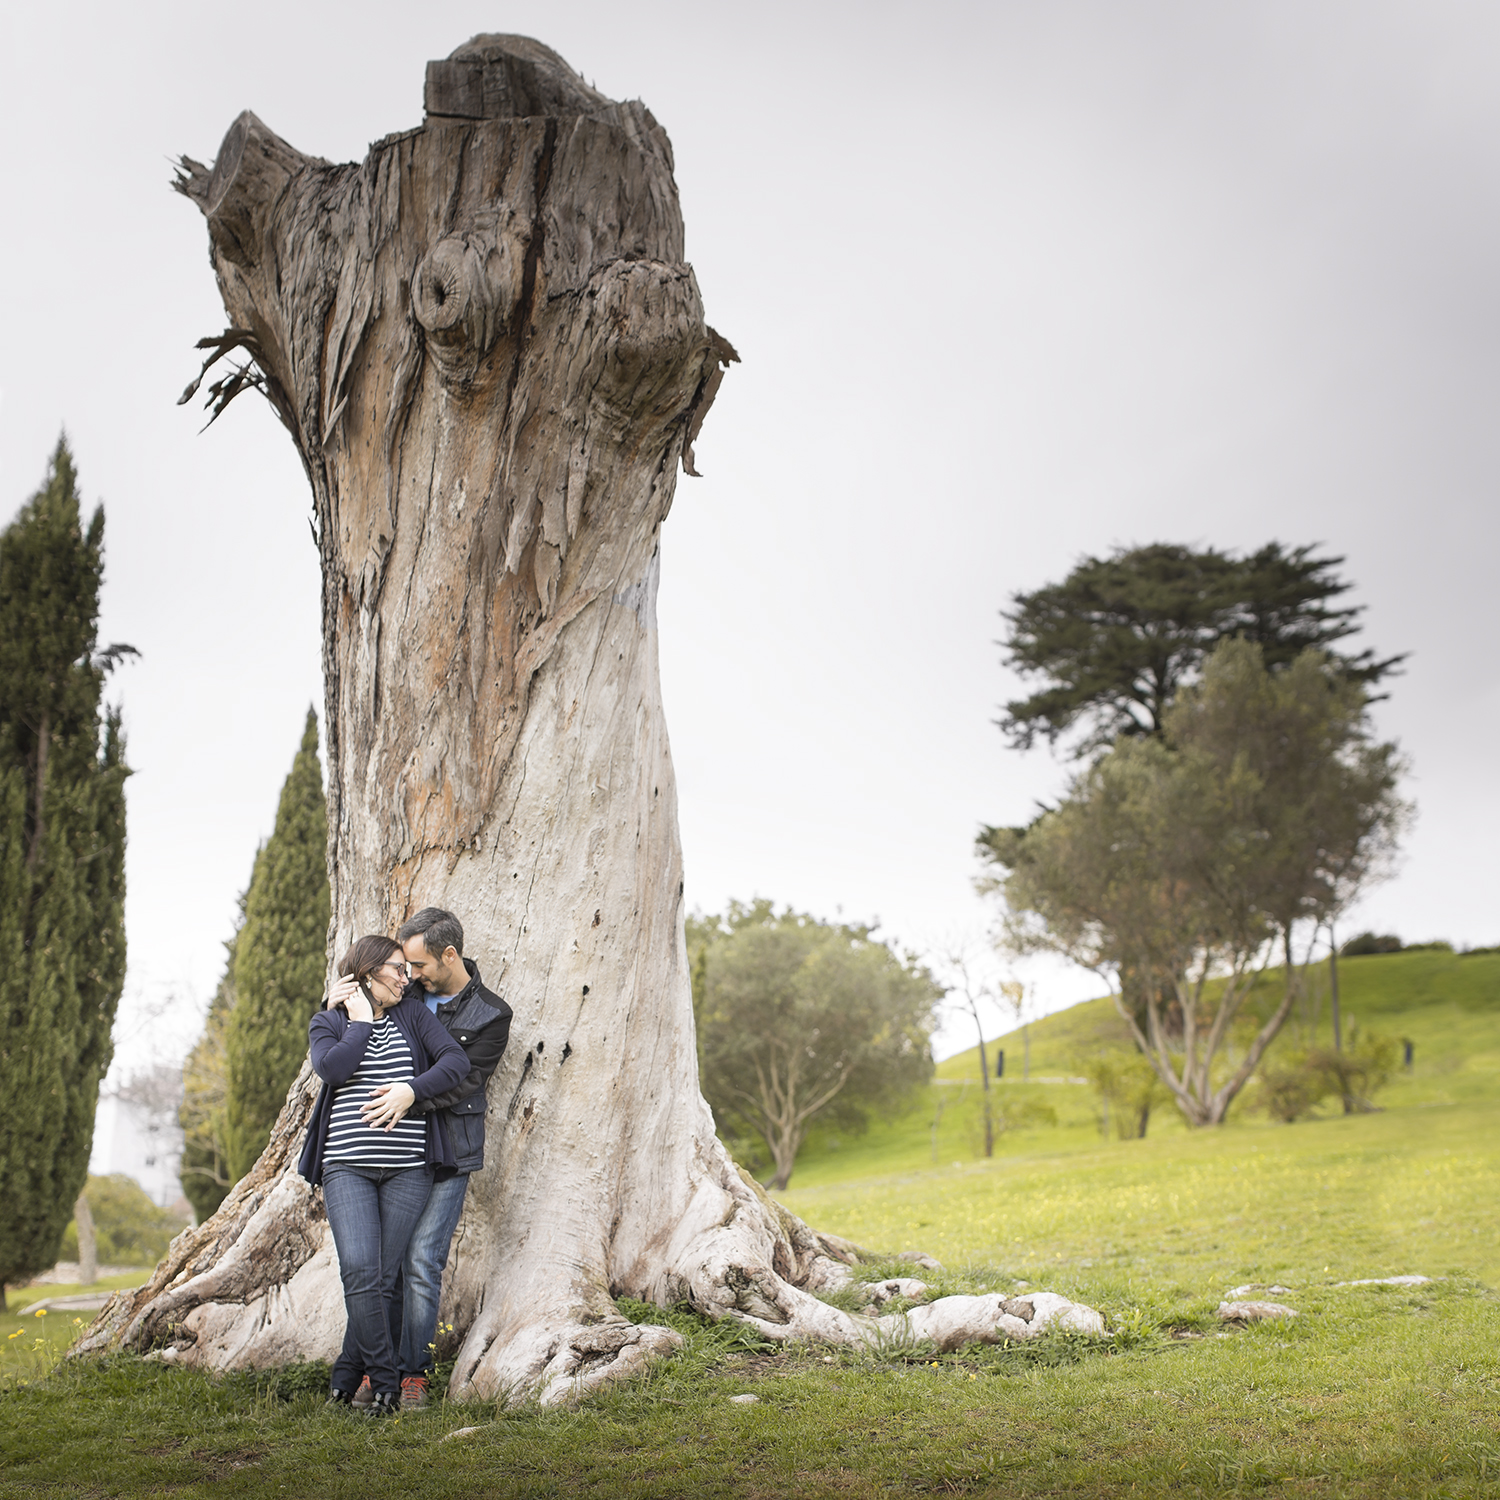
[[406, 958, 511, 1174]]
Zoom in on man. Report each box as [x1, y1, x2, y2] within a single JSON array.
[[346, 906, 511, 1408]]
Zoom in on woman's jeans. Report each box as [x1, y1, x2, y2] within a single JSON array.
[[322, 1163, 432, 1396]]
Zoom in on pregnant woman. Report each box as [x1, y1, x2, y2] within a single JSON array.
[[298, 934, 468, 1415]]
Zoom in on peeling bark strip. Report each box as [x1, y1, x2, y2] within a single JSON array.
[[79, 35, 1098, 1402]]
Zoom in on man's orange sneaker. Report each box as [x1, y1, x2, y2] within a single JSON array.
[[400, 1375, 429, 1410]]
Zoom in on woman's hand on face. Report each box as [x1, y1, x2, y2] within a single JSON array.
[[344, 984, 376, 1023], [327, 975, 361, 1011], [361, 1082, 416, 1130]]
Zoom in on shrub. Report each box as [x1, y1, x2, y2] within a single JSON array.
[[1340, 932, 1402, 956], [1309, 1029, 1398, 1113], [1257, 1027, 1397, 1121], [1257, 1049, 1326, 1123], [1083, 1052, 1167, 1139]]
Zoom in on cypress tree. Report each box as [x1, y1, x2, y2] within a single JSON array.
[[0, 437, 130, 1305], [222, 710, 329, 1181], [177, 922, 238, 1222]]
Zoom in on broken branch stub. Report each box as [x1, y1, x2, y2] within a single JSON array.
[[77, 33, 1098, 1403]]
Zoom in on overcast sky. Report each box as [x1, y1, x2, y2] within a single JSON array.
[[2, 0, 1495, 1073]]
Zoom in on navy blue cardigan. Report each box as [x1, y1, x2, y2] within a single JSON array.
[[297, 995, 470, 1187]]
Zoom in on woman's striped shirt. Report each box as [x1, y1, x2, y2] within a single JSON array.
[[322, 1015, 427, 1168]]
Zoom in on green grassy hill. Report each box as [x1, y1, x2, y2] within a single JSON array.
[[780, 949, 1500, 1190], [777, 946, 1500, 1315]]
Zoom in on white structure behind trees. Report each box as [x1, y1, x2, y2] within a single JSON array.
[[89, 1066, 188, 1213]]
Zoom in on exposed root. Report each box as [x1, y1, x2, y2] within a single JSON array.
[[892, 1291, 1103, 1351], [72, 1064, 321, 1363], [659, 1138, 1106, 1360], [74, 1078, 1103, 1398], [534, 1319, 684, 1405]]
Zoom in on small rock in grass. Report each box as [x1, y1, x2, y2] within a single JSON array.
[[729, 1393, 759, 1405], [1218, 1300, 1297, 1323], [442, 1426, 484, 1441], [1005, 1291, 1106, 1336], [1226, 1284, 1294, 1298], [1333, 1275, 1433, 1288], [889, 1291, 1105, 1353], [896, 1251, 943, 1271], [859, 1277, 930, 1312]]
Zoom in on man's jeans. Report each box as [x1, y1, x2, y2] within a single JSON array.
[[322, 1163, 432, 1396], [390, 1170, 471, 1380]]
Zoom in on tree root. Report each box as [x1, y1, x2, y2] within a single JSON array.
[[74, 1079, 1102, 1401], [70, 1066, 325, 1366]]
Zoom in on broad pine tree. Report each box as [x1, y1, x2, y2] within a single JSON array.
[[222, 710, 329, 1181], [0, 437, 129, 1303], [998, 542, 1406, 753]]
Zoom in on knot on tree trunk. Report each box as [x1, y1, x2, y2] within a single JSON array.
[[586, 261, 720, 414], [412, 229, 523, 385]]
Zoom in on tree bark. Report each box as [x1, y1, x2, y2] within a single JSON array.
[[77, 35, 1098, 1401]]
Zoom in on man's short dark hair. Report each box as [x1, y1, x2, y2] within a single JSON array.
[[398, 906, 464, 960]]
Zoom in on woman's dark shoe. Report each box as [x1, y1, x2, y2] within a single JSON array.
[[365, 1391, 400, 1417], [324, 1388, 356, 1407]]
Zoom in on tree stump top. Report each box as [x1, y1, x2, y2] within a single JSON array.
[[425, 35, 614, 121]]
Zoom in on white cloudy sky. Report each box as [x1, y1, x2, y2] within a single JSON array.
[[1, 0, 1495, 1072]]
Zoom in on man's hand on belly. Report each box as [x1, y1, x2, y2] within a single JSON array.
[[361, 1082, 417, 1130]]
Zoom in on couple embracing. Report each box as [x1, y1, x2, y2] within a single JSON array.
[[295, 907, 512, 1416]]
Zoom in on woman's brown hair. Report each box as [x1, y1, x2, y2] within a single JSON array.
[[336, 934, 403, 985]]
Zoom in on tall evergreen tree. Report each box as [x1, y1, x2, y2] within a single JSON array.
[[222, 710, 329, 1181], [177, 921, 238, 1222], [0, 437, 130, 1304]]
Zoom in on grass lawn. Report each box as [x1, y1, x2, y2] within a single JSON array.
[[1, 951, 1495, 1497], [1, 1270, 148, 1384]]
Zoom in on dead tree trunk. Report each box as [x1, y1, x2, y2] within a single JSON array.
[[76, 36, 1100, 1401]]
